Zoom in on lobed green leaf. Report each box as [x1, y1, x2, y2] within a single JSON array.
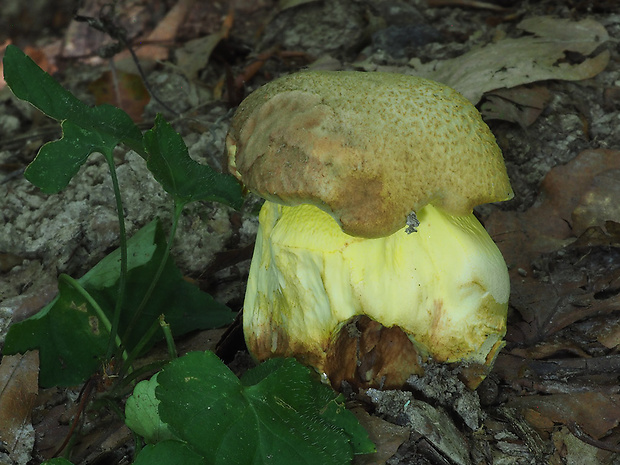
[[3, 45, 143, 192], [132, 441, 204, 465], [2, 220, 235, 387], [154, 352, 374, 465], [144, 114, 243, 208]]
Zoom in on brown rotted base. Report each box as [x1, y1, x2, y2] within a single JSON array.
[[323, 315, 493, 391]]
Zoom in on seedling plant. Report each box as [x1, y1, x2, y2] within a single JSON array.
[[1, 46, 374, 465]]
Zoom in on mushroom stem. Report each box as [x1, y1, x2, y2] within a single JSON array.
[[243, 201, 509, 389]]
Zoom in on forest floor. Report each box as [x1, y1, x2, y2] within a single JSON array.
[[0, 0, 619, 464]]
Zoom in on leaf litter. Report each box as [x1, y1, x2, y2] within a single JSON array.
[[1, 1, 620, 464]]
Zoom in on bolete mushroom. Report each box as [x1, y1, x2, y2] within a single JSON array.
[[226, 71, 513, 390]]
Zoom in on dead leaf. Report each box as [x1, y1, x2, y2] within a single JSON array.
[[553, 426, 619, 464], [572, 169, 620, 236], [175, 9, 234, 81], [351, 407, 409, 465], [508, 243, 620, 344], [427, 0, 509, 11], [88, 71, 150, 121], [0, 351, 39, 464], [510, 393, 620, 440], [368, 390, 471, 465], [0, 252, 24, 273], [407, 16, 609, 103], [481, 85, 552, 127], [484, 147, 620, 343], [114, 0, 197, 71], [486, 148, 620, 275], [595, 317, 620, 350]]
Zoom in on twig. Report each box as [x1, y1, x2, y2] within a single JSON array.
[[568, 422, 620, 453], [52, 379, 96, 458]]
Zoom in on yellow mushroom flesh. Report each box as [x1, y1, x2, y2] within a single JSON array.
[[244, 202, 508, 389]]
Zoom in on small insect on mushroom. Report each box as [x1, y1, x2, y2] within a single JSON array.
[[226, 71, 513, 390]]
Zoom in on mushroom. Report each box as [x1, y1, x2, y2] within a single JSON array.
[[226, 71, 513, 390]]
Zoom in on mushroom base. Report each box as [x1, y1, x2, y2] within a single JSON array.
[[324, 315, 424, 390], [243, 201, 510, 390]]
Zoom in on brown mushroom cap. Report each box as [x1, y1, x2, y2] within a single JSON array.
[[226, 71, 513, 238]]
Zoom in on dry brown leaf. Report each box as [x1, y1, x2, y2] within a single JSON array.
[[597, 319, 620, 350], [572, 169, 620, 236], [484, 150, 620, 344], [0, 351, 39, 464], [510, 393, 620, 440], [427, 0, 509, 11], [135, 0, 197, 61], [113, 0, 197, 72], [351, 407, 409, 465], [486, 149, 620, 275], [88, 71, 150, 121], [481, 85, 552, 127], [174, 9, 234, 81], [407, 16, 609, 103]]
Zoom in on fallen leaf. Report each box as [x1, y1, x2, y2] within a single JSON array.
[[351, 407, 409, 465], [368, 390, 471, 465], [595, 316, 620, 350], [509, 240, 620, 344], [88, 71, 150, 122], [484, 150, 620, 344], [481, 85, 552, 127], [0, 351, 39, 464], [407, 16, 609, 103], [175, 8, 234, 81], [510, 393, 620, 440], [572, 169, 620, 235], [486, 149, 620, 275], [114, 0, 198, 71], [427, 0, 508, 11], [553, 426, 617, 465]]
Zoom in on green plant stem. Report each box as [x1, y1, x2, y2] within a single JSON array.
[[59, 274, 125, 357], [160, 315, 177, 359], [118, 317, 164, 380], [105, 150, 129, 360], [113, 360, 168, 395], [119, 199, 186, 356]]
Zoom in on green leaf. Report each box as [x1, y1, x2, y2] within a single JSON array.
[[2, 220, 235, 387], [132, 441, 204, 465], [144, 114, 243, 208], [2, 45, 143, 192], [2, 278, 110, 387], [125, 373, 178, 444], [24, 119, 112, 193], [42, 459, 75, 465], [321, 396, 377, 455], [86, 220, 235, 352], [156, 352, 370, 465]]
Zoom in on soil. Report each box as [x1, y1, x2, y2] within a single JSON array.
[[1, 0, 619, 464]]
